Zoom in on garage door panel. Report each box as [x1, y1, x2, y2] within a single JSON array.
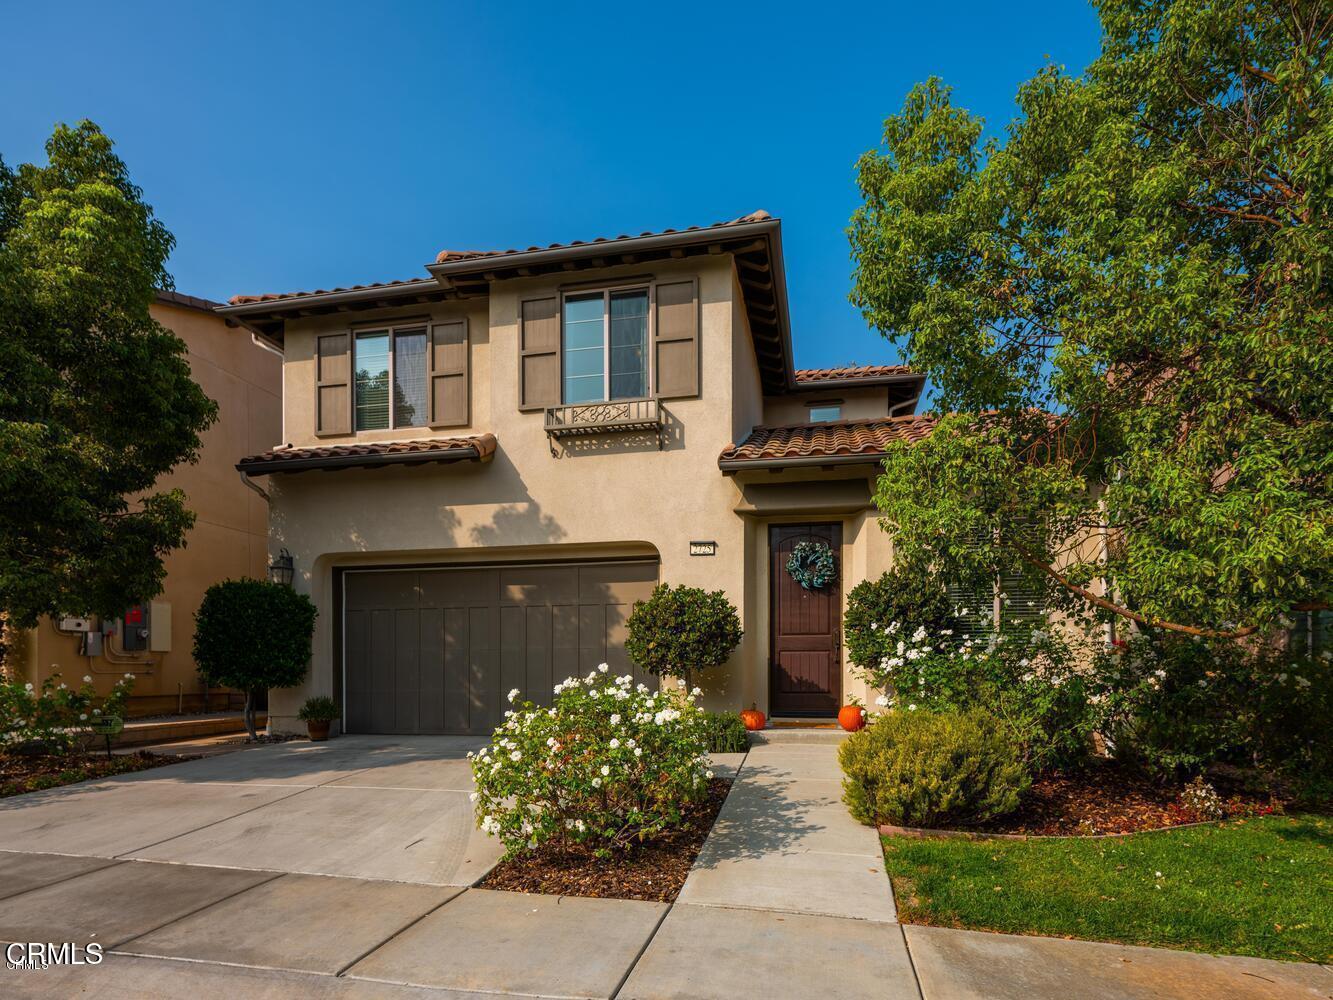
[[346, 571, 417, 611], [344, 560, 657, 735], [419, 607, 446, 733], [370, 608, 397, 733], [344, 609, 371, 733], [501, 566, 578, 606]]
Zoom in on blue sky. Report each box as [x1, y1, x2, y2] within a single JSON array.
[[1, 1, 1100, 370]]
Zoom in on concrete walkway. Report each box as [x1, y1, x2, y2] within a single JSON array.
[[0, 734, 1329, 998]]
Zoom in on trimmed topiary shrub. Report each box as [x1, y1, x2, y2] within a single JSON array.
[[700, 711, 750, 753], [839, 708, 1029, 827], [844, 566, 961, 672], [194, 578, 317, 739], [625, 583, 742, 689]]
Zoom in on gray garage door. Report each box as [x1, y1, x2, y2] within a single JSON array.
[[342, 560, 658, 735]]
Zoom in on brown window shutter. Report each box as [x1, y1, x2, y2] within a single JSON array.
[[315, 332, 351, 435], [653, 278, 699, 398], [428, 319, 469, 427], [519, 296, 560, 410]]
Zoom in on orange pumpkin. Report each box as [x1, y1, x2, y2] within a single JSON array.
[[739, 705, 767, 732], [838, 705, 866, 732]]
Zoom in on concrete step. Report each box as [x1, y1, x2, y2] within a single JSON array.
[[111, 712, 265, 748], [750, 728, 849, 746]]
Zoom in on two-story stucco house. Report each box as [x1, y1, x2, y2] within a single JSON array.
[[220, 212, 933, 736]]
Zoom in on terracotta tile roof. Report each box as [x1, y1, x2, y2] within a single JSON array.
[[228, 276, 437, 306], [718, 416, 935, 469], [237, 433, 496, 475], [433, 210, 773, 265], [225, 212, 777, 306], [793, 365, 915, 383]]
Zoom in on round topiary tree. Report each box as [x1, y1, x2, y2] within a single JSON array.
[[625, 583, 742, 690], [193, 578, 318, 739], [844, 565, 961, 671]]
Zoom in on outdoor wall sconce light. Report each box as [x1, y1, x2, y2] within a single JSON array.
[[268, 548, 295, 587]]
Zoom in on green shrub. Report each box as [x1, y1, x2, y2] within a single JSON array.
[[856, 615, 1095, 772], [297, 696, 339, 722], [700, 711, 749, 753], [839, 709, 1029, 827], [194, 578, 317, 739], [625, 583, 742, 687], [1090, 634, 1333, 790], [844, 566, 961, 672], [470, 665, 714, 857], [0, 673, 134, 754]]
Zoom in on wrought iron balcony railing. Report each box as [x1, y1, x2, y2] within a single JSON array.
[[544, 398, 663, 453]]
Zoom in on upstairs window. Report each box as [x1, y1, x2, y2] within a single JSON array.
[[562, 288, 649, 404], [354, 326, 427, 430], [808, 403, 842, 422]]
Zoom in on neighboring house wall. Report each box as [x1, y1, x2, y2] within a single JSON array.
[[8, 296, 282, 716], [764, 386, 901, 425]]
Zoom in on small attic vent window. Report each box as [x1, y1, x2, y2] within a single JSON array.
[[808, 404, 841, 423]]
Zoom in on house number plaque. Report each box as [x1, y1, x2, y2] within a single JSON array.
[[689, 540, 717, 556]]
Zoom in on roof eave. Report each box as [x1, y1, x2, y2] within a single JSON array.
[[236, 445, 488, 476], [215, 279, 442, 316], [718, 452, 888, 474], [789, 373, 925, 392]]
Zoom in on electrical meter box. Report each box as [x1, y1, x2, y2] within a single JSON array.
[[121, 603, 150, 652]]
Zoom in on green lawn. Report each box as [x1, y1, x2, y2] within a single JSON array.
[[882, 814, 1332, 964]]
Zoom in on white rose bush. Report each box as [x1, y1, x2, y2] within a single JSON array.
[[470, 665, 715, 858]]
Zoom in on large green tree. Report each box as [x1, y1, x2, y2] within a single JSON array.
[[0, 122, 217, 630], [851, 0, 1330, 639]]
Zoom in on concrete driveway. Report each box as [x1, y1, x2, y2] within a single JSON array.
[[0, 736, 502, 885]]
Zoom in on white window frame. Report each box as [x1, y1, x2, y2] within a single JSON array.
[[559, 285, 653, 405], [353, 323, 428, 431]]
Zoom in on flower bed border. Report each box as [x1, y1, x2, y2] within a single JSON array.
[[877, 818, 1219, 842]]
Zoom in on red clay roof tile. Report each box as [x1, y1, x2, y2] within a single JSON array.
[[237, 434, 496, 474], [718, 416, 935, 468], [227, 212, 776, 306], [433, 210, 772, 264], [793, 365, 914, 383]]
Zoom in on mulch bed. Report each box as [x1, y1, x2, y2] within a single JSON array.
[[478, 778, 732, 902], [0, 750, 197, 798], [972, 761, 1281, 837]]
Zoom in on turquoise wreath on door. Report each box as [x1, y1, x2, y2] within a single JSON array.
[[786, 540, 836, 590]]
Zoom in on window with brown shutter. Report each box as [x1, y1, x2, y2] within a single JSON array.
[[428, 319, 469, 427], [652, 278, 699, 398], [520, 296, 560, 410], [315, 332, 351, 436]]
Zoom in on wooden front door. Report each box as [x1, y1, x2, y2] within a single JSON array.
[[769, 523, 842, 717]]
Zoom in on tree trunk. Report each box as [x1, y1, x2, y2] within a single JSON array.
[[243, 689, 257, 741]]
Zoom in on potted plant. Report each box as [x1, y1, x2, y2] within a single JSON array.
[[297, 696, 339, 741]]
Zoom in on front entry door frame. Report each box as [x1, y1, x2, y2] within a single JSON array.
[[768, 522, 843, 717]]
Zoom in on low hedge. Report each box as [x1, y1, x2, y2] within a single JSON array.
[[839, 708, 1029, 828]]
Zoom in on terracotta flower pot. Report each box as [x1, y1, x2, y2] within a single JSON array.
[[838, 705, 866, 732], [307, 720, 331, 741]]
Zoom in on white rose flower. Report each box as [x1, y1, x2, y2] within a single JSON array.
[[908, 704, 917, 711], [598, 663, 609, 673], [83, 675, 93, 683], [600, 765, 610, 777], [609, 713, 620, 725], [634, 747, 642, 757], [509, 751, 522, 762], [507, 687, 520, 703], [875, 695, 889, 707], [609, 738, 620, 749]]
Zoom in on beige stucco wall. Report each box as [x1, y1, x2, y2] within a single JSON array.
[[763, 386, 894, 425], [263, 250, 914, 732], [11, 300, 282, 715], [266, 255, 778, 731]]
